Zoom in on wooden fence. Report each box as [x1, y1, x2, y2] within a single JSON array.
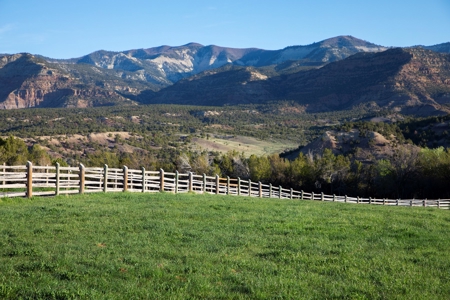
[[1, 162, 449, 209]]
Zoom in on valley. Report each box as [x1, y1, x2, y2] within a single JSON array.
[[1, 102, 450, 200], [3, 2, 450, 298], [0, 103, 339, 165]]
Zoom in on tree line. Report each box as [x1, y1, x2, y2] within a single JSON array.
[[3, 135, 449, 199], [176, 147, 450, 200], [2, 105, 450, 199]]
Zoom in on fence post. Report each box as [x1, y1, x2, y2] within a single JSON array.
[[248, 179, 252, 196], [103, 164, 108, 193], [356, 196, 359, 204], [114, 168, 117, 189], [301, 190, 304, 199], [79, 164, 85, 194], [141, 167, 146, 193], [437, 199, 440, 209], [64, 166, 69, 193], [269, 184, 272, 198], [333, 194, 336, 202], [45, 165, 49, 185], [290, 188, 293, 199], [423, 199, 426, 207], [98, 168, 101, 189], [2, 163, 5, 186], [215, 175, 219, 195], [123, 166, 128, 192], [203, 173, 207, 193], [26, 161, 33, 198], [383, 198, 386, 205], [396, 199, 399, 206], [311, 191, 314, 200], [259, 182, 262, 198], [321, 192, 324, 201], [345, 195, 347, 203], [160, 169, 165, 192], [227, 176, 230, 195], [369, 197, 372, 204], [55, 162, 60, 196], [279, 186, 282, 199], [237, 177, 241, 196], [175, 170, 179, 193], [189, 172, 193, 192]]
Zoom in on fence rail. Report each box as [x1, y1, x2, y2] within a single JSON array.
[[1, 162, 449, 209]]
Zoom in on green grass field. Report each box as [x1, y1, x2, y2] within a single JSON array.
[[0, 192, 449, 299]]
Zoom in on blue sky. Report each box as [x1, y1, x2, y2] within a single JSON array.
[[0, 0, 449, 59]]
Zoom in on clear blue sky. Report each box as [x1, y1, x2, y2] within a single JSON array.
[[0, 0, 449, 59]]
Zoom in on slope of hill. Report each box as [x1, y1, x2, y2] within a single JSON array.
[[142, 65, 274, 106], [2, 193, 449, 299], [236, 35, 387, 66], [424, 42, 450, 54], [295, 129, 417, 162], [146, 48, 450, 115], [286, 114, 450, 163], [279, 47, 450, 115], [0, 54, 137, 109]]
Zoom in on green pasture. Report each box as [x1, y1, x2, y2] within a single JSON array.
[[0, 192, 449, 299]]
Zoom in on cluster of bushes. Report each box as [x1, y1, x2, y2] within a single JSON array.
[[175, 147, 450, 200], [0, 136, 52, 166], [3, 129, 450, 200]]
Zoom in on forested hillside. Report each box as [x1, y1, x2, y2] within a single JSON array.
[[1, 104, 450, 199]]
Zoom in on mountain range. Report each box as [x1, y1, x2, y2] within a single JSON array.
[[0, 35, 449, 116]]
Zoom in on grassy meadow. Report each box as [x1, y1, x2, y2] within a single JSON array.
[[0, 192, 449, 299], [191, 135, 299, 156]]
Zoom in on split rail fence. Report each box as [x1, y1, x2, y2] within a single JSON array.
[[1, 162, 449, 209]]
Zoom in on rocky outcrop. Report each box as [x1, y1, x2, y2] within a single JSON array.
[[290, 129, 421, 164], [294, 48, 450, 115], [0, 54, 129, 109], [1, 74, 72, 109]]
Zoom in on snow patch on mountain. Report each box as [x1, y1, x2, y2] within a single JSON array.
[[273, 46, 316, 63], [355, 46, 388, 52], [151, 55, 194, 74], [49, 36, 396, 87]]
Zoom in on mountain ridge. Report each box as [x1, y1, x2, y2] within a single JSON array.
[[0, 35, 449, 114], [145, 48, 450, 115], [41, 35, 389, 85]]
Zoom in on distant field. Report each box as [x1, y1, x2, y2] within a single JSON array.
[[1, 193, 449, 299], [16, 131, 298, 161], [191, 135, 298, 156]]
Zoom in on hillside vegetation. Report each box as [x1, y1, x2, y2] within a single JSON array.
[[2, 105, 450, 199], [0, 102, 356, 168], [1, 193, 449, 299]]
